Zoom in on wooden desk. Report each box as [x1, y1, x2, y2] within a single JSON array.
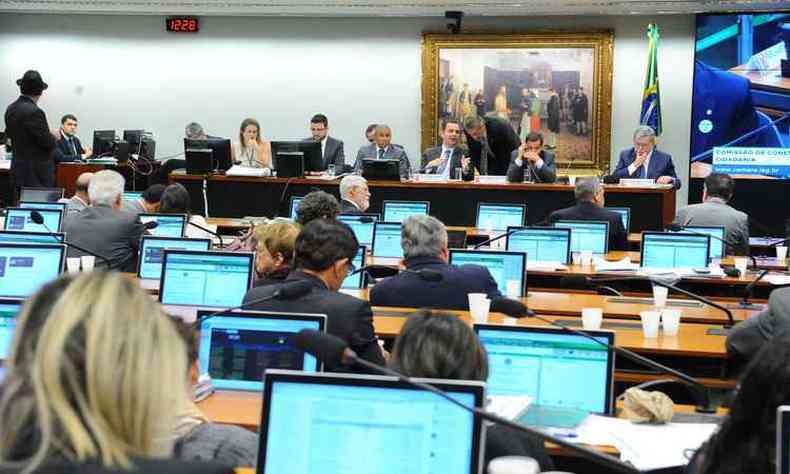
[[56, 162, 157, 196]]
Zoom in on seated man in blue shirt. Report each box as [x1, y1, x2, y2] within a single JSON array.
[[370, 214, 501, 310], [612, 125, 680, 189], [55, 114, 93, 162]]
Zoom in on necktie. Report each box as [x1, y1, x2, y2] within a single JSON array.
[[479, 138, 490, 175], [377, 148, 384, 160], [70, 138, 77, 156], [439, 149, 452, 177], [638, 164, 645, 178]]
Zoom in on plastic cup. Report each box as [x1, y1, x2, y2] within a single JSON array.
[[80, 255, 95, 272], [652, 285, 668, 308], [640, 311, 661, 338], [327, 164, 336, 176], [66, 257, 81, 274], [453, 167, 462, 181], [776, 246, 788, 260], [468, 293, 491, 322], [571, 252, 581, 265], [487, 456, 540, 474], [581, 308, 603, 330], [661, 309, 681, 337], [568, 176, 576, 185], [580, 250, 593, 266], [733, 257, 748, 276], [506, 280, 521, 298]]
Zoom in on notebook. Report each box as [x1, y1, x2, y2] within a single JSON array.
[[338, 214, 378, 248]]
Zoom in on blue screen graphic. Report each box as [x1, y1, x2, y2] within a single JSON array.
[[0, 245, 64, 298], [605, 207, 630, 232], [449, 250, 525, 296], [672, 226, 725, 260], [373, 223, 403, 258], [476, 204, 525, 231], [554, 221, 609, 255], [0, 231, 64, 244], [506, 228, 570, 264], [4, 209, 62, 233], [341, 247, 365, 289], [338, 215, 377, 247], [139, 238, 211, 279], [641, 233, 710, 269], [0, 301, 22, 359], [140, 215, 185, 238], [160, 252, 252, 308], [382, 201, 429, 223]]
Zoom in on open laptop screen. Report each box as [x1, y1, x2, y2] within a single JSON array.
[[0, 299, 23, 360], [476, 203, 526, 231], [554, 220, 609, 255], [19, 201, 67, 213], [19, 187, 63, 203], [382, 201, 430, 223], [3, 208, 63, 233], [641, 232, 710, 269], [139, 213, 187, 238], [605, 207, 630, 233], [372, 222, 403, 258], [506, 227, 571, 264], [341, 246, 366, 289], [673, 226, 725, 260], [122, 191, 144, 203], [159, 250, 253, 308], [0, 231, 64, 244], [137, 236, 211, 280], [289, 196, 304, 220], [449, 249, 526, 297], [0, 244, 65, 298], [338, 214, 378, 248]]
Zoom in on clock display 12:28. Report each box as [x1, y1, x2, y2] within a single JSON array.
[[166, 16, 199, 33]]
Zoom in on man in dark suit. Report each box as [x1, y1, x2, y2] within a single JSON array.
[[726, 287, 790, 366], [55, 114, 92, 163], [370, 214, 502, 310], [242, 219, 385, 371], [4, 70, 57, 195], [304, 113, 345, 173], [547, 177, 628, 251], [463, 115, 521, 176], [506, 132, 557, 183], [339, 175, 370, 214], [353, 124, 411, 180], [612, 125, 681, 189], [420, 120, 473, 179], [63, 170, 146, 271]]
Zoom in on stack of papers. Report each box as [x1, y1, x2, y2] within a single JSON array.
[[594, 257, 639, 272], [527, 262, 569, 271], [225, 165, 271, 177]]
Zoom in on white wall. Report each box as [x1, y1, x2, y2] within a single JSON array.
[[0, 12, 695, 204]]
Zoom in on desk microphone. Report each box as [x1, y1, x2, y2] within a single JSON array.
[[143, 220, 159, 230], [30, 210, 113, 267], [560, 274, 623, 296], [294, 329, 641, 474], [188, 220, 224, 248], [733, 269, 769, 310], [348, 264, 443, 283], [488, 295, 716, 414], [473, 228, 523, 249]]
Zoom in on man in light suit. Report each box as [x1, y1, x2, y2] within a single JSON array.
[[420, 120, 472, 179], [506, 132, 557, 183], [353, 124, 411, 180], [612, 125, 681, 189], [673, 172, 749, 256], [304, 113, 344, 172], [727, 287, 790, 366], [339, 175, 370, 214]]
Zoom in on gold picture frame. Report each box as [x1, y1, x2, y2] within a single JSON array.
[[421, 31, 614, 174]]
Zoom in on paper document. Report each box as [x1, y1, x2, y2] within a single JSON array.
[[527, 262, 568, 271], [594, 257, 638, 272], [225, 165, 270, 177], [486, 395, 532, 421]]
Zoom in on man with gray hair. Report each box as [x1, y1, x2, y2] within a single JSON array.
[[612, 125, 680, 189], [185, 122, 207, 140], [353, 124, 411, 180], [339, 175, 370, 214], [63, 170, 146, 271], [547, 177, 627, 251], [370, 214, 501, 309]]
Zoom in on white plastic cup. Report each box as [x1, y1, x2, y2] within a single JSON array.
[[661, 309, 682, 337], [506, 280, 521, 298], [80, 255, 95, 272], [468, 293, 491, 322], [571, 252, 581, 265], [66, 257, 81, 274], [734, 257, 748, 276], [581, 308, 603, 330], [567, 175, 576, 186], [776, 246, 788, 260], [652, 285, 668, 308], [488, 456, 540, 474], [640, 310, 661, 338], [580, 250, 593, 266]]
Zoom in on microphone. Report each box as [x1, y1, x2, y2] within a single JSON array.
[[349, 264, 444, 283], [768, 237, 790, 247], [730, 269, 769, 310], [188, 220, 224, 248], [294, 329, 640, 474], [665, 223, 756, 271], [560, 274, 623, 296], [30, 210, 113, 267], [473, 228, 523, 250], [143, 220, 159, 230], [489, 296, 716, 414]]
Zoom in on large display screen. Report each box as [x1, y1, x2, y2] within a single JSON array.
[[690, 13, 789, 181]]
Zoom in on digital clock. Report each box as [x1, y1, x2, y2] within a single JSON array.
[[166, 16, 199, 33]]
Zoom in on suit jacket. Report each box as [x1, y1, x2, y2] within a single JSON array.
[[463, 116, 521, 176], [4, 95, 57, 188], [242, 271, 385, 371], [303, 135, 345, 170], [612, 148, 681, 189], [353, 144, 411, 180], [121, 199, 146, 215], [62, 205, 145, 271], [726, 287, 790, 365], [340, 198, 363, 215], [54, 133, 84, 163], [673, 198, 750, 256], [60, 195, 88, 214], [419, 145, 469, 176], [369, 256, 502, 310], [547, 201, 628, 251], [506, 149, 557, 183]]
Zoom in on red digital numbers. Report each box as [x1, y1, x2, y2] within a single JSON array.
[[167, 17, 199, 33]]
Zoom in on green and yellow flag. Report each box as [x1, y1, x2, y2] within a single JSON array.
[[640, 24, 662, 136]]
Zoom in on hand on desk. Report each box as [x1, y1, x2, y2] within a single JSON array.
[[82, 147, 93, 160], [656, 176, 674, 185]]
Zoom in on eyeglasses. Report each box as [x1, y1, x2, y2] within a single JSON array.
[[347, 260, 357, 275]]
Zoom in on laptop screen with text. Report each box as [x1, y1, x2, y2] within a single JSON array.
[[338, 214, 378, 248], [19, 202, 67, 213], [0, 231, 64, 244], [554, 220, 609, 255], [372, 222, 403, 258], [382, 201, 430, 223], [122, 191, 144, 203], [137, 236, 211, 280], [159, 250, 253, 308], [641, 232, 710, 269], [476, 203, 526, 231], [0, 299, 23, 360], [673, 226, 725, 260], [139, 213, 187, 238], [0, 244, 65, 298], [341, 246, 366, 289], [19, 187, 63, 203], [506, 227, 571, 264], [3, 208, 63, 233], [449, 249, 526, 297]]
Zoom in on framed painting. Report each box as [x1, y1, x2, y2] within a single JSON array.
[[421, 31, 614, 174]]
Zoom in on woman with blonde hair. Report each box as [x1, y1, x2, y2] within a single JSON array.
[[0, 273, 231, 474], [231, 117, 272, 169], [252, 219, 301, 287]]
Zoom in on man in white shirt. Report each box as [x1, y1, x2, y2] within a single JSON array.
[[420, 120, 471, 179], [339, 175, 370, 214], [305, 114, 344, 173]]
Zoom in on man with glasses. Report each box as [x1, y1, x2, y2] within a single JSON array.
[[612, 125, 680, 189], [242, 219, 385, 371]]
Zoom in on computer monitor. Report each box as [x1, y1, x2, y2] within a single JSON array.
[[382, 201, 430, 223], [122, 191, 144, 203], [605, 207, 631, 233], [0, 299, 23, 360], [257, 370, 484, 474], [139, 213, 187, 238], [19, 187, 63, 203], [123, 129, 144, 147], [196, 311, 326, 391], [506, 227, 571, 264], [184, 138, 233, 171], [19, 201, 66, 214], [673, 225, 726, 260], [3, 208, 63, 233], [0, 230, 64, 244], [271, 141, 322, 176], [474, 324, 615, 415], [289, 196, 304, 220], [362, 158, 401, 181], [777, 405, 790, 474], [92, 130, 116, 157], [476, 203, 526, 230], [554, 220, 610, 255], [158, 250, 254, 309], [0, 243, 66, 298], [338, 214, 378, 248], [640, 232, 710, 269], [371, 222, 403, 258], [449, 249, 526, 297], [137, 236, 212, 280], [341, 246, 366, 290]]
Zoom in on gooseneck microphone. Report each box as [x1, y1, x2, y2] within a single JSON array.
[[187, 220, 224, 248], [560, 274, 623, 296], [473, 228, 524, 250], [348, 264, 444, 283], [732, 269, 769, 310], [30, 210, 113, 267], [294, 329, 640, 474], [143, 220, 159, 230]]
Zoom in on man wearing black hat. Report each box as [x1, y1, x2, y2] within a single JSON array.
[[4, 70, 57, 194]]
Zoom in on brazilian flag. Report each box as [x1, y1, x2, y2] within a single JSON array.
[[640, 24, 662, 136]]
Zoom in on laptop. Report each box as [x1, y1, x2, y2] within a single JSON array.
[[0, 243, 66, 298], [256, 370, 485, 474], [289, 196, 304, 220], [3, 208, 64, 233], [372, 222, 403, 258], [476, 203, 527, 231], [474, 324, 615, 428], [0, 299, 23, 360], [139, 213, 187, 238], [341, 245, 366, 289], [449, 249, 526, 297], [196, 311, 326, 391], [158, 250, 254, 321], [382, 200, 430, 223], [640, 232, 710, 270], [338, 214, 378, 248], [554, 220, 610, 255], [136, 236, 212, 290], [0, 230, 65, 244], [777, 405, 790, 474], [19, 187, 64, 203], [672, 225, 726, 260], [605, 207, 631, 233], [506, 227, 571, 265], [19, 201, 67, 214], [122, 191, 144, 203]]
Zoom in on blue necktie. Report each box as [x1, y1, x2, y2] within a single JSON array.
[[377, 148, 384, 160]]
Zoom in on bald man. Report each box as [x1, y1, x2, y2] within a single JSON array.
[[61, 172, 93, 214]]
